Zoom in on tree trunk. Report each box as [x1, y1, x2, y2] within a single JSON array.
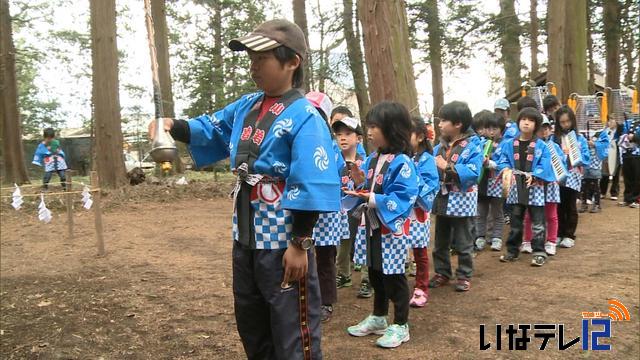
[[547, 0, 567, 100], [620, 0, 635, 86], [90, 0, 127, 188], [357, 0, 419, 114], [586, 0, 596, 93], [151, 0, 184, 173], [0, 0, 30, 184], [529, 0, 539, 78], [425, 0, 443, 116], [151, 0, 174, 118], [292, 0, 311, 91], [603, 0, 621, 89], [342, 0, 370, 121], [498, 0, 523, 95], [564, 0, 588, 96], [212, 1, 224, 109]]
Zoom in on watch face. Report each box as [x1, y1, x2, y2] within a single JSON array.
[[302, 238, 313, 250]]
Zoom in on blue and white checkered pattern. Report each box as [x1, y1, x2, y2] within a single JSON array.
[[44, 155, 67, 172], [564, 170, 583, 192], [407, 217, 430, 248], [506, 183, 545, 206], [381, 235, 410, 274], [353, 223, 411, 275], [252, 200, 293, 249], [545, 182, 561, 203], [445, 188, 478, 217], [353, 225, 367, 266], [588, 148, 602, 170], [486, 176, 503, 198], [313, 210, 349, 246]]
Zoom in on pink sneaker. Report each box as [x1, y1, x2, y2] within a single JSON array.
[[409, 288, 428, 308]]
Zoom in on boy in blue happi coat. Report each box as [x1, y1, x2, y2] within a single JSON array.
[[497, 108, 556, 267], [429, 101, 484, 293], [579, 130, 610, 213], [149, 20, 340, 360], [32, 128, 67, 191]]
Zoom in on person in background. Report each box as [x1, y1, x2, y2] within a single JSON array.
[[32, 127, 67, 191]]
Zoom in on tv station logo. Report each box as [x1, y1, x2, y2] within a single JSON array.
[[480, 299, 630, 351]]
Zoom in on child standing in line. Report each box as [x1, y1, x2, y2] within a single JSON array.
[[32, 128, 68, 191], [618, 115, 640, 207], [498, 108, 556, 266], [307, 91, 346, 323], [475, 111, 506, 252], [345, 101, 419, 349], [331, 116, 372, 299], [600, 119, 622, 200], [331, 106, 367, 159], [579, 130, 610, 213], [552, 106, 591, 248], [429, 101, 484, 292], [520, 115, 567, 256], [407, 116, 439, 307]]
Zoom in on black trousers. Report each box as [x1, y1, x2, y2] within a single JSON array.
[[622, 155, 640, 204], [433, 216, 474, 279], [369, 267, 409, 325], [315, 245, 337, 306], [557, 187, 579, 240], [233, 242, 322, 360], [581, 178, 601, 206]]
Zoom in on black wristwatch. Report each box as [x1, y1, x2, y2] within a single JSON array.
[[291, 236, 314, 250]]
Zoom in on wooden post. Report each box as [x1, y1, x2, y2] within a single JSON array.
[[65, 170, 73, 240], [91, 171, 105, 256]]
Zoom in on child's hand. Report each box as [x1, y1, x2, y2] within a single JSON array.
[[562, 146, 569, 155], [344, 189, 371, 201], [588, 139, 594, 147], [349, 164, 365, 186], [148, 118, 174, 140], [526, 174, 533, 187], [435, 155, 448, 170]]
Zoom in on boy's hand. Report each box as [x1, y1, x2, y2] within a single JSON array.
[[282, 246, 308, 284], [562, 146, 569, 155], [526, 174, 533, 187], [148, 118, 174, 140], [435, 155, 448, 170]]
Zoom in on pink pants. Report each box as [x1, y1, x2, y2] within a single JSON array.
[[523, 202, 558, 244]]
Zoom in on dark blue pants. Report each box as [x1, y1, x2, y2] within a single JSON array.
[[43, 170, 66, 189], [232, 241, 323, 360]]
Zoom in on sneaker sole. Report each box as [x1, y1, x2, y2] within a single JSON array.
[[337, 282, 352, 288], [348, 328, 387, 337], [357, 293, 373, 299], [500, 257, 519, 262], [376, 334, 410, 348]]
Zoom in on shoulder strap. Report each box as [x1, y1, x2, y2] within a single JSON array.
[[234, 88, 304, 171]]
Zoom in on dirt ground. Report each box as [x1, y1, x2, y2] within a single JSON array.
[[1, 182, 639, 359]]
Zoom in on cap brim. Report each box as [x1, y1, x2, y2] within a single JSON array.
[[229, 34, 281, 52]]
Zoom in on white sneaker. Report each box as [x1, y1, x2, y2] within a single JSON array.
[[490, 238, 502, 251], [558, 238, 575, 248], [475, 237, 486, 250], [347, 315, 388, 337], [586, 199, 592, 205], [610, 196, 618, 200], [520, 242, 532, 253], [545, 242, 557, 256]]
